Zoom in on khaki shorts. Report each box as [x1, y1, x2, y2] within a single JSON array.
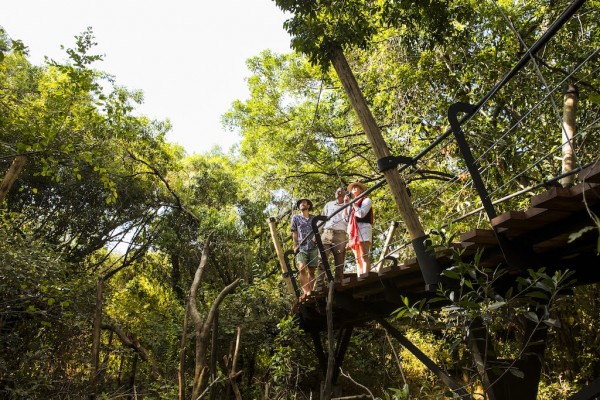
[[321, 229, 346, 250], [296, 248, 319, 267]]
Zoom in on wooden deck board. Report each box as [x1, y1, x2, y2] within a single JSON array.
[[531, 182, 600, 210], [492, 208, 571, 238], [460, 229, 498, 245], [578, 162, 600, 183]]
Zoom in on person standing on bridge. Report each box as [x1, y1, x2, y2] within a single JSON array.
[[318, 187, 349, 285], [345, 182, 373, 276], [291, 198, 319, 297]]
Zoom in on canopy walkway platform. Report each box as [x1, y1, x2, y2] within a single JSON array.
[[272, 162, 600, 400], [295, 162, 600, 331]]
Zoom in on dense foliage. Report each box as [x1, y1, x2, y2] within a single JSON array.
[[1, 0, 600, 398]]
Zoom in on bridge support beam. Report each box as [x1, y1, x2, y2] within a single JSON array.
[[377, 318, 473, 399], [567, 377, 600, 400], [310, 325, 354, 390]]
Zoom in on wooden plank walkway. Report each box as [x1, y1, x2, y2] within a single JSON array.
[[294, 163, 600, 330]]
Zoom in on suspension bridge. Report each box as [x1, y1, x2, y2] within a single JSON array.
[[268, 1, 599, 398]]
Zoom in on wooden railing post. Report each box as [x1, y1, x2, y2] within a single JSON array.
[[378, 221, 399, 266], [268, 217, 295, 295]]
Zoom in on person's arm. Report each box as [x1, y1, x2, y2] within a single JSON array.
[[292, 231, 299, 252], [291, 215, 299, 251], [319, 203, 329, 232], [353, 197, 372, 218], [343, 195, 351, 220]]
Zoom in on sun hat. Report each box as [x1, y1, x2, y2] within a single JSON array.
[[296, 198, 314, 210], [347, 182, 367, 192]]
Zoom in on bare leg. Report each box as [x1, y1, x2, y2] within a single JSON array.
[[299, 263, 309, 296], [353, 247, 363, 275], [361, 241, 371, 274], [318, 241, 333, 288], [307, 267, 316, 295]]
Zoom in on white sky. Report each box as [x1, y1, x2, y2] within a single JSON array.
[[1, 0, 292, 154]]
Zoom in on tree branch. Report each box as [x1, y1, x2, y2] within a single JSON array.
[[101, 323, 161, 379]]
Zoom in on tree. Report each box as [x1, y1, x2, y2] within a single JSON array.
[[0, 26, 179, 397], [187, 236, 240, 399]]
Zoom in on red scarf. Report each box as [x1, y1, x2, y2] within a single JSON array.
[[347, 198, 364, 250]]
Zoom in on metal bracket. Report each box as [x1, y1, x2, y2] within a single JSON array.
[[448, 103, 495, 219], [448, 102, 538, 269], [412, 235, 441, 291], [311, 216, 334, 282], [382, 255, 398, 269], [377, 155, 414, 173]]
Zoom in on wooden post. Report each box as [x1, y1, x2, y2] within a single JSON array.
[[330, 47, 425, 240], [375, 221, 399, 271], [322, 281, 336, 400], [0, 155, 27, 203], [330, 46, 440, 288], [560, 84, 578, 187], [268, 217, 295, 294]]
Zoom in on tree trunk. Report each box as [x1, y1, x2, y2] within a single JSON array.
[[179, 304, 190, 400], [228, 327, 243, 400], [171, 253, 184, 302], [322, 281, 336, 400], [128, 353, 138, 400], [90, 278, 104, 399], [560, 84, 578, 187], [0, 155, 26, 203], [377, 221, 399, 269], [188, 235, 241, 400], [209, 312, 219, 400]]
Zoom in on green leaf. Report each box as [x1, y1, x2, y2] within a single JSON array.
[[589, 93, 600, 105], [488, 301, 506, 310], [508, 368, 525, 379], [568, 226, 596, 243], [527, 291, 549, 300], [543, 318, 561, 328], [524, 311, 539, 323], [535, 281, 551, 292], [442, 269, 461, 280]]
